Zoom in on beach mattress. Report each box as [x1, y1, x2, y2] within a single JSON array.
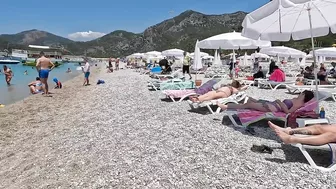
[[160, 81, 194, 91], [163, 89, 196, 98]]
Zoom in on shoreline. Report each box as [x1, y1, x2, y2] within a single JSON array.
[[0, 63, 103, 106]]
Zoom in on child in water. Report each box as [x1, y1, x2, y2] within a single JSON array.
[[53, 78, 62, 89]]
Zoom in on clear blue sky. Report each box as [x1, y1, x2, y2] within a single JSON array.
[[0, 0, 269, 41]]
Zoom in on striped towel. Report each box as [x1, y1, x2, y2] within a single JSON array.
[[328, 144, 336, 164], [163, 89, 196, 98], [237, 109, 287, 127]]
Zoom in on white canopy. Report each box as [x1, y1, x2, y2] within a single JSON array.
[[129, 53, 144, 58], [251, 52, 270, 59], [311, 47, 336, 58], [162, 48, 185, 57], [145, 51, 162, 57], [197, 31, 271, 49], [238, 55, 252, 60], [242, 0, 336, 41], [260, 46, 306, 58]]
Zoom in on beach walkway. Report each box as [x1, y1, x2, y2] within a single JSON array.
[[0, 69, 335, 188]]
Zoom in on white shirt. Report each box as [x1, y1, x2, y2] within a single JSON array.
[[84, 62, 90, 72]]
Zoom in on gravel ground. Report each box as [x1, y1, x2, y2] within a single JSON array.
[[0, 68, 336, 188]]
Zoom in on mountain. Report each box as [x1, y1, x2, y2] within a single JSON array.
[[0, 29, 73, 47], [0, 10, 247, 57], [1, 10, 335, 57]]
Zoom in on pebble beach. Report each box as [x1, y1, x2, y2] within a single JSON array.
[[1, 67, 336, 188]]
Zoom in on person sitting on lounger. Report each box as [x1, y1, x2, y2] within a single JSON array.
[[190, 80, 248, 103], [268, 121, 336, 145], [269, 66, 285, 82], [217, 90, 314, 113]]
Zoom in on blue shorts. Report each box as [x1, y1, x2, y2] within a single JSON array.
[[40, 69, 50, 79], [84, 72, 90, 78]]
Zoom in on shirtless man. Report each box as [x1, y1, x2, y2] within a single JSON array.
[[3, 65, 13, 85], [36, 51, 55, 96]]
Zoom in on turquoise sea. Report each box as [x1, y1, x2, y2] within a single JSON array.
[[0, 63, 83, 105]]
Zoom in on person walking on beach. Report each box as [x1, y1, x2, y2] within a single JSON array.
[[182, 52, 192, 80], [3, 65, 13, 85], [36, 51, 55, 96], [82, 60, 91, 86]]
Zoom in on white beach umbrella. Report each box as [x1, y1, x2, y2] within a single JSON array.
[[311, 47, 336, 57], [241, 0, 336, 111], [193, 40, 203, 80], [189, 52, 209, 57], [145, 51, 162, 57], [260, 46, 307, 58], [251, 52, 270, 59], [202, 55, 214, 60], [198, 31, 271, 50], [213, 50, 219, 66], [162, 48, 185, 57], [232, 50, 236, 63]]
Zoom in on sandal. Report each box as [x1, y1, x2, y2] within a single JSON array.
[[251, 145, 273, 154]]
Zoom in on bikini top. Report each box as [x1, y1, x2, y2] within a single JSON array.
[[283, 99, 293, 109]]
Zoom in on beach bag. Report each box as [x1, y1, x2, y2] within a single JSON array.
[[97, 79, 105, 85]]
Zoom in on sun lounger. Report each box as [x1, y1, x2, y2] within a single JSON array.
[[162, 79, 219, 102], [287, 84, 336, 94], [258, 80, 296, 90], [187, 91, 248, 114], [314, 88, 336, 102], [291, 135, 336, 172], [147, 78, 194, 91], [150, 69, 182, 79], [223, 91, 331, 127]]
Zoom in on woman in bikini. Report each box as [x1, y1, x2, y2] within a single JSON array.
[[217, 90, 314, 113], [190, 80, 248, 103], [3, 65, 13, 85]]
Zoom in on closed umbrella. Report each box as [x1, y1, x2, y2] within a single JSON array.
[[193, 40, 203, 80]]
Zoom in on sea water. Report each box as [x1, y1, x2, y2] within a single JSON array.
[[0, 63, 83, 105]]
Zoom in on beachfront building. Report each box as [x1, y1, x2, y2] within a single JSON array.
[[26, 45, 63, 62], [11, 49, 28, 60]]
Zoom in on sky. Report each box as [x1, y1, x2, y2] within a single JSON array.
[[0, 0, 270, 41]]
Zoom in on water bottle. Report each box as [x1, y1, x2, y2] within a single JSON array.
[[320, 107, 325, 118]]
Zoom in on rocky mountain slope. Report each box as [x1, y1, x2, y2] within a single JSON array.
[[0, 10, 335, 57]]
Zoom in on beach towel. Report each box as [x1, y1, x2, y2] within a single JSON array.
[[286, 100, 319, 128], [269, 69, 285, 82], [237, 109, 287, 127], [160, 81, 194, 91], [163, 89, 196, 98]]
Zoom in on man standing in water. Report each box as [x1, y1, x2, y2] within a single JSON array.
[[3, 65, 13, 85], [36, 51, 55, 96], [83, 60, 91, 86]]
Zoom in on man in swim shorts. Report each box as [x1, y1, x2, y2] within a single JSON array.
[[36, 51, 55, 96], [83, 60, 91, 86]]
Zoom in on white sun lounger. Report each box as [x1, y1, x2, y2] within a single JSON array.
[[258, 80, 296, 90], [150, 69, 182, 79], [223, 91, 331, 127], [287, 85, 336, 94], [187, 92, 248, 114], [291, 134, 336, 172], [147, 78, 185, 91], [315, 88, 336, 102]]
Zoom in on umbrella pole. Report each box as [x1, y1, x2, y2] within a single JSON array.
[[308, 7, 319, 112]]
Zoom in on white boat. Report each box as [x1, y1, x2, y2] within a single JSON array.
[[0, 57, 21, 64]]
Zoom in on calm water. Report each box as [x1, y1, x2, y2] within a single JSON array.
[[0, 63, 83, 105]]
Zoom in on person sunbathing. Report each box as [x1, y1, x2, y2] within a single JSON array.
[[217, 90, 314, 113], [268, 121, 336, 145], [190, 80, 248, 103]]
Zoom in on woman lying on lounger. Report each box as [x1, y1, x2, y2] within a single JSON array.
[[217, 90, 314, 113], [268, 121, 336, 145], [190, 80, 248, 103]]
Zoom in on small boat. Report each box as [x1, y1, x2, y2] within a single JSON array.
[[0, 56, 21, 64]]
